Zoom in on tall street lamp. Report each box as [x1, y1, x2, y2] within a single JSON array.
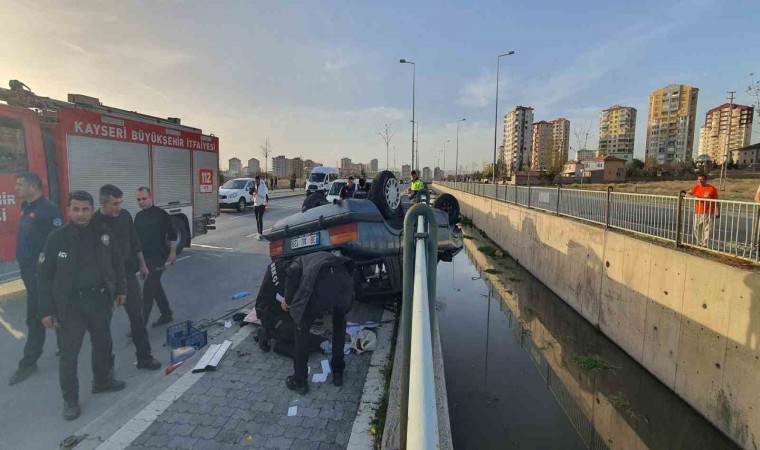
[[442, 140, 450, 180], [456, 118, 466, 181], [493, 51, 515, 184], [400, 59, 416, 172]]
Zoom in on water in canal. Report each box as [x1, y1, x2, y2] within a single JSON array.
[[436, 240, 739, 450]]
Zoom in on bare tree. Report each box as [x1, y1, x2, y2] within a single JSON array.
[[573, 121, 592, 154], [376, 124, 393, 170], [260, 138, 272, 180], [748, 73, 760, 130]]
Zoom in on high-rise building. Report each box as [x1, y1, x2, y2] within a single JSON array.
[[503, 106, 534, 176], [531, 121, 554, 171], [247, 158, 260, 175], [290, 157, 305, 178], [551, 118, 570, 167], [434, 167, 443, 180], [646, 84, 699, 164], [370, 159, 379, 173], [599, 106, 637, 162], [272, 155, 290, 178], [402, 164, 411, 180], [576, 149, 599, 161], [340, 157, 352, 170], [422, 166, 432, 182], [228, 158, 242, 177], [697, 103, 754, 164]]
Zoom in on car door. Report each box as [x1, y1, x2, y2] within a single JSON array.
[[245, 181, 254, 202]]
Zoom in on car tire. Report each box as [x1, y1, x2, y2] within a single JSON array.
[[236, 197, 246, 213], [171, 215, 191, 254], [370, 170, 401, 220], [301, 191, 329, 212], [433, 193, 460, 226]]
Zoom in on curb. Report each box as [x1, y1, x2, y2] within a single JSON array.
[[347, 308, 395, 449]]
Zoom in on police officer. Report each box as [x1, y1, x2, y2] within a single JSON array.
[[283, 251, 354, 395], [8, 173, 62, 386], [94, 185, 161, 370], [409, 170, 424, 203], [38, 190, 127, 421], [352, 177, 369, 200], [255, 259, 325, 357]]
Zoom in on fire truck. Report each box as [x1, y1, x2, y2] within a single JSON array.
[[0, 80, 219, 266]]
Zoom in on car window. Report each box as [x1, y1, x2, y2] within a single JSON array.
[[245, 181, 253, 190], [329, 181, 346, 195], [222, 180, 247, 189], [309, 173, 326, 183]]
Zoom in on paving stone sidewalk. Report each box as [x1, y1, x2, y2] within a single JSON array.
[[126, 303, 384, 450]]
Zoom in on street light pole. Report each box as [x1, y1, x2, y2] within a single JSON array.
[[442, 140, 450, 180], [456, 118, 466, 181], [493, 51, 515, 184], [400, 59, 416, 172]]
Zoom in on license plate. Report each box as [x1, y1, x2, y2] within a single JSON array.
[[291, 232, 320, 250]]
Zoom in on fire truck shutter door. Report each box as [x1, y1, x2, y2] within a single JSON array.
[[66, 135, 149, 216], [193, 150, 218, 218], [152, 146, 191, 207]]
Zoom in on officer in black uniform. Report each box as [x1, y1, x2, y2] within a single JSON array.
[[8, 172, 63, 386], [38, 190, 128, 421], [94, 184, 161, 371], [255, 258, 325, 357]]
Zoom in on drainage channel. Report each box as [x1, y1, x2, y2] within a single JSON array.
[[435, 243, 739, 450]]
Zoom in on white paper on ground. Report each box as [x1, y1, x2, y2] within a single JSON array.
[[288, 406, 298, 416], [224, 320, 232, 328], [243, 310, 261, 324], [311, 373, 328, 383], [321, 359, 331, 374], [346, 322, 379, 339]]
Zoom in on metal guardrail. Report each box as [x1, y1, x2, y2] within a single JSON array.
[[438, 181, 760, 263], [399, 203, 440, 449]]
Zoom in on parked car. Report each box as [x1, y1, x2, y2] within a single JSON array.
[[267, 170, 462, 301], [219, 178, 254, 212]]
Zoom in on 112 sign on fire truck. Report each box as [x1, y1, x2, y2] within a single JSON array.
[[0, 80, 219, 275]]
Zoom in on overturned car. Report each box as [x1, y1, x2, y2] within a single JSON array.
[[264, 171, 463, 300]]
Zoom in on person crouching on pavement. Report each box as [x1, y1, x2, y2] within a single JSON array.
[[255, 258, 325, 357], [37, 191, 128, 421], [282, 251, 355, 394]]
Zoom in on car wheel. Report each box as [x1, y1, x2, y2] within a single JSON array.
[[301, 192, 329, 212], [171, 216, 191, 254], [236, 198, 246, 212], [370, 170, 401, 220], [433, 193, 460, 226]]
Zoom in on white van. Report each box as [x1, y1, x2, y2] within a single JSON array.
[[306, 166, 341, 195]]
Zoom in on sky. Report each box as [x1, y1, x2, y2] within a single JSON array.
[[2, 0, 759, 172]]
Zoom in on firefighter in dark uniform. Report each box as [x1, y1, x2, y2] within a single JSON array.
[[8, 173, 63, 386], [38, 191, 128, 421], [255, 258, 325, 357]]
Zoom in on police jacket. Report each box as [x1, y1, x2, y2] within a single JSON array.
[[284, 252, 354, 325], [255, 259, 288, 317], [37, 222, 127, 322], [16, 196, 62, 269]]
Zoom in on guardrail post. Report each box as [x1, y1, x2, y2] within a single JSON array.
[[399, 203, 439, 449], [676, 190, 685, 247], [527, 177, 532, 208], [605, 186, 614, 229], [752, 207, 760, 261], [556, 184, 561, 215]]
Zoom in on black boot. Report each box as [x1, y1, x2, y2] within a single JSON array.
[[8, 364, 37, 386], [92, 378, 126, 394], [258, 327, 270, 352], [285, 376, 309, 395], [136, 357, 162, 370], [332, 372, 343, 387], [63, 401, 81, 421]]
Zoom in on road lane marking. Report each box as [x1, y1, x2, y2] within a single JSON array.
[[190, 244, 234, 250], [0, 306, 25, 339], [175, 255, 192, 263]]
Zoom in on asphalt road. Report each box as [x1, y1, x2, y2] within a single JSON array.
[[0, 194, 305, 450]]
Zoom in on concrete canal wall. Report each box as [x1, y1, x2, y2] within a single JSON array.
[[434, 183, 760, 449]]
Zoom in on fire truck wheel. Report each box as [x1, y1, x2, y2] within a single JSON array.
[[236, 197, 247, 213], [172, 216, 191, 254]]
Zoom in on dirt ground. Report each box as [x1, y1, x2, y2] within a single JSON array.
[[562, 176, 760, 201]]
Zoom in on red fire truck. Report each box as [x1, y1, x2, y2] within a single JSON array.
[[0, 80, 219, 267]]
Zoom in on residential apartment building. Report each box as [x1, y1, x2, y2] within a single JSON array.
[[503, 106, 534, 176], [247, 158, 260, 175], [370, 159, 379, 173], [340, 157, 352, 170], [551, 118, 570, 166], [531, 121, 554, 171], [422, 166, 432, 182], [576, 149, 599, 160], [697, 103, 754, 164], [645, 84, 699, 164], [228, 158, 242, 177], [599, 106, 637, 161], [272, 155, 290, 178], [290, 157, 304, 178], [402, 164, 411, 180]]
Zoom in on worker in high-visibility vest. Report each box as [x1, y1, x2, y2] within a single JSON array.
[[409, 170, 424, 203]]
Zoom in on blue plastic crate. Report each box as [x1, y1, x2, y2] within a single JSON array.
[[166, 320, 208, 350]]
